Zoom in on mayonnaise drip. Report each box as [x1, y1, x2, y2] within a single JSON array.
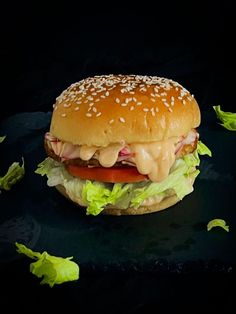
[[47, 135, 182, 182], [99, 143, 124, 167], [130, 138, 178, 182]]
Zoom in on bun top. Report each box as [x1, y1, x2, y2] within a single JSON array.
[[50, 75, 200, 146]]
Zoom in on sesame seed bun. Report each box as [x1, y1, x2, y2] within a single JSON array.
[[50, 75, 200, 147]]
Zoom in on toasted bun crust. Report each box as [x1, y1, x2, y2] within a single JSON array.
[[50, 75, 200, 147], [55, 184, 181, 216]]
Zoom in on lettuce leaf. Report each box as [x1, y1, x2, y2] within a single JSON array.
[[82, 181, 111, 215], [207, 219, 229, 232], [131, 159, 197, 208], [213, 105, 236, 131], [82, 181, 133, 215], [16, 242, 79, 287], [35, 141, 211, 215], [35, 157, 57, 177], [197, 141, 212, 157], [0, 158, 25, 191], [0, 135, 6, 143]]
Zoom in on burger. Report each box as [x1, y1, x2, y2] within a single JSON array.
[[36, 75, 211, 215]]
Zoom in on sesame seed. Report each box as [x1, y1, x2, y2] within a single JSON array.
[[178, 96, 182, 100], [175, 87, 179, 91], [143, 108, 149, 112], [168, 108, 173, 112], [76, 101, 82, 104], [125, 98, 130, 104], [63, 103, 71, 108], [183, 100, 186, 105], [54, 105, 58, 110], [171, 96, 175, 102], [96, 112, 102, 117], [119, 117, 125, 123], [151, 108, 155, 116], [162, 98, 167, 102], [109, 119, 114, 124], [86, 113, 92, 117], [121, 103, 127, 107], [92, 107, 97, 112], [95, 99, 100, 102], [129, 91, 135, 94], [132, 97, 137, 102], [61, 113, 66, 117], [130, 106, 134, 111], [137, 102, 142, 106], [155, 107, 159, 112], [101, 95, 105, 98], [151, 93, 155, 97], [164, 102, 170, 107], [92, 92, 97, 96], [140, 87, 147, 92], [105, 91, 109, 96], [89, 102, 94, 107], [74, 106, 79, 111], [115, 98, 120, 103], [151, 98, 156, 102]]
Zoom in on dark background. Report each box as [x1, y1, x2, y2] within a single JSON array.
[[1, 2, 235, 313], [1, 1, 235, 121]]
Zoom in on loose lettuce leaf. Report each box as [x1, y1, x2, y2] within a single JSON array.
[[213, 105, 236, 131], [197, 141, 212, 157], [0, 158, 25, 191], [16, 242, 79, 287], [0, 135, 6, 143], [207, 219, 229, 232]]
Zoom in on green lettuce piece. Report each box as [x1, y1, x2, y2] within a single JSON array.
[[82, 181, 132, 215], [35, 157, 57, 176], [16, 242, 79, 287], [0, 158, 25, 191], [131, 159, 195, 208], [0, 135, 6, 143], [82, 181, 111, 215], [213, 105, 236, 131], [197, 141, 212, 157], [207, 219, 229, 232]]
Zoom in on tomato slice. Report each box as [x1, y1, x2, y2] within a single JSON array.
[[66, 165, 148, 183]]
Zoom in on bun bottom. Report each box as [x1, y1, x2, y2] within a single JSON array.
[[55, 185, 181, 216]]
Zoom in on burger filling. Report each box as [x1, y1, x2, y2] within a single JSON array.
[[44, 129, 198, 183], [35, 130, 211, 215]]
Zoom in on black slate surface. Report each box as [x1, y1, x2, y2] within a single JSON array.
[[0, 110, 235, 275]]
